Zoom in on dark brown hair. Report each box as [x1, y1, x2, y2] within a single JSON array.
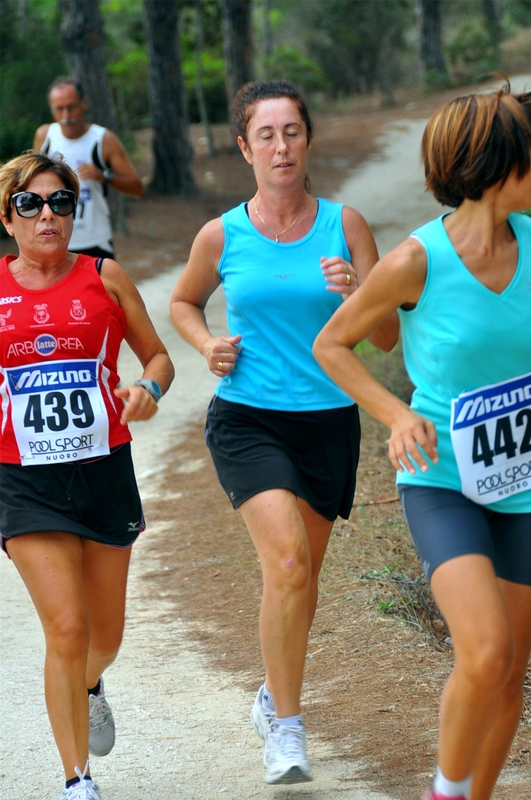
[[0, 152, 79, 220], [231, 80, 314, 145], [422, 84, 531, 207]]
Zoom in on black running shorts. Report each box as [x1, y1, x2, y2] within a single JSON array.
[[205, 396, 361, 521], [0, 443, 144, 554], [399, 485, 531, 585]]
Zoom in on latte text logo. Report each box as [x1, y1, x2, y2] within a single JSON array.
[[6, 335, 83, 359]]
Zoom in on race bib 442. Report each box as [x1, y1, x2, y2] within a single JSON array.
[[5, 358, 110, 465], [450, 372, 531, 505]]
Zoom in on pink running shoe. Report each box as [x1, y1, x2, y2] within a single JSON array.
[[422, 791, 467, 800]]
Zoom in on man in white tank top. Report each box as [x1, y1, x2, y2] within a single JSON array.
[[33, 77, 143, 259]]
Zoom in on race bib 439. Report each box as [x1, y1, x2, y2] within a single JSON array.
[[5, 358, 110, 465], [450, 372, 531, 505]]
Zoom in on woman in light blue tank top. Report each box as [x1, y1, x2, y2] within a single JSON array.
[[170, 80, 399, 786], [315, 86, 531, 800]]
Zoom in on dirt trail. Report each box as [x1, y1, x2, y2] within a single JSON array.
[[1, 74, 530, 800]]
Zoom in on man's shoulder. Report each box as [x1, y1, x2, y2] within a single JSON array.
[[33, 123, 52, 151], [89, 123, 108, 135]]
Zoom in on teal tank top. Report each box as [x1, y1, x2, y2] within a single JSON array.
[[397, 212, 531, 513], [216, 199, 354, 411]]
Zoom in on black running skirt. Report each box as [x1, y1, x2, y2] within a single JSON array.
[[205, 396, 360, 521], [0, 443, 144, 553]]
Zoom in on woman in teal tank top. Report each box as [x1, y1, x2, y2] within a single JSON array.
[[315, 85, 531, 800], [170, 80, 398, 786]]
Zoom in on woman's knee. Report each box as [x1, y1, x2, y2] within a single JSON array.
[[90, 623, 124, 658], [44, 611, 90, 658], [457, 633, 515, 692], [264, 548, 311, 594]]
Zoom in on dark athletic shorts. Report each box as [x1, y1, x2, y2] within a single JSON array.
[[0, 443, 144, 555], [205, 396, 361, 521], [399, 485, 531, 586]]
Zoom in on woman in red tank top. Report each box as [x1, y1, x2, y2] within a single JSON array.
[[0, 152, 174, 800]]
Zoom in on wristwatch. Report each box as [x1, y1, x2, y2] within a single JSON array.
[[133, 378, 162, 403], [102, 167, 114, 182]]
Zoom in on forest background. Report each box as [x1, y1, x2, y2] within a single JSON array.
[[0, 2, 531, 797], [2, 0, 531, 185]]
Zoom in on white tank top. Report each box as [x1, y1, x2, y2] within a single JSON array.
[[42, 123, 113, 252]]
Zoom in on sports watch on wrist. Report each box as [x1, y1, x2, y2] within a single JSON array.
[[133, 379, 162, 403], [102, 167, 114, 182]]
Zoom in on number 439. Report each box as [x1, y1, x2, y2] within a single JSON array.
[[24, 390, 95, 433]]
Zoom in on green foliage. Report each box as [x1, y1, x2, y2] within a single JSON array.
[[421, 68, 452, 92], [362, 567, 450, 648], [101, 0, 150, 130], [180, 1, 227, 124], [0, 0, 66, 161], [180, 0, 225, 50], [505, 0, 531, 26], [304, 0, 413, 99], [447, 19, 499, 82], [108, 49, 150, 129], [182, 52, 228, 124], [263, 46, 330, 94]]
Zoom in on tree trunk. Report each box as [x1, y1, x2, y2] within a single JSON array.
[[262, 0, 273, 61], [221, 0, 255, 105], [417, 0, 448, 87], [378, 37, 396, 107], [481, 0, 501, 48], [143, 0, 195, 195], [60, 0, 117, 131], [374, 1, 396, 107], [194, 0, 216, 157], [60, 0, 125, 231]]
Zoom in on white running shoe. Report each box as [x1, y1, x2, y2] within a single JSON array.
[[60, 762, 101, 800], [250, 684, 275, 740], [88, 678, 115, 757], [264, 724, 313, 784]]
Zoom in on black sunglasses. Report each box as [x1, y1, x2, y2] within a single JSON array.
[[11, 189, 77, 218]]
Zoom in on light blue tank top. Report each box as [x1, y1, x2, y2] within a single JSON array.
[[215, 199, 354, 411], [397, 212, 531, 513]]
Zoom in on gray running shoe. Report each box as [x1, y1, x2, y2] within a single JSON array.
[[88, 678, 115, 757], [250, 684, 275, 740], [264, 724, 313, 784], [60, 762, 101, 800]]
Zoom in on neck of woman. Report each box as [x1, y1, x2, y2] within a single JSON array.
[[8, 251, 76, 290], [252, 183, 314, 243], [445, 195, 515, 255]]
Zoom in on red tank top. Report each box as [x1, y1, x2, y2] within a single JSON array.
[[0, 254, 131, 464]]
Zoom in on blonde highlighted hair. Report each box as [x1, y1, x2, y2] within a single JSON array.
[[422, 84, 531, 207]]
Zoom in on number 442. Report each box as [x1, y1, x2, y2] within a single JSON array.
[[472, 410, 531, 467]]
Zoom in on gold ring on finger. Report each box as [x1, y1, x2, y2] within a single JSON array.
[[217, 361, 223, 371], [346, 273, 351, 286]]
